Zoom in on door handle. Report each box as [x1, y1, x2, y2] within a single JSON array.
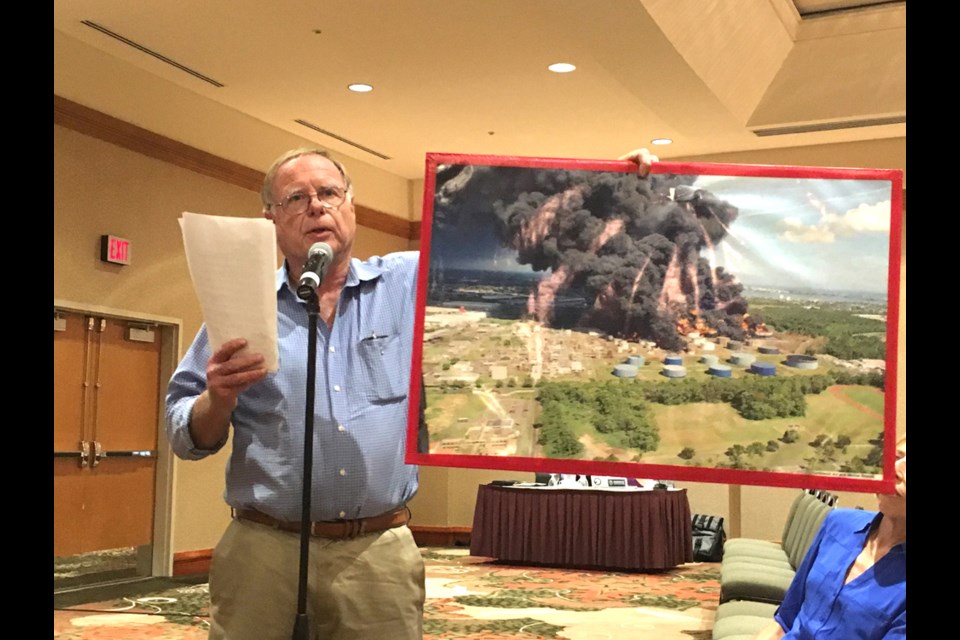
[[92, 441, 104, 467], [80, 440, 90, 468]]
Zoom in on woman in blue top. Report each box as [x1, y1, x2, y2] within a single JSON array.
[[754, 437, 906, 640]]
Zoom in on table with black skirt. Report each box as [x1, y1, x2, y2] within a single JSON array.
[[469, 483, 694, 571]]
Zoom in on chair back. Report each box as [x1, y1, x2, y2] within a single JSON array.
[[782, 492, 819, 557], [789, 499, 832, 568], [779, 490, 808, 545]]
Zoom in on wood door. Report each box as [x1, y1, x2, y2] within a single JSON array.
[[54, 311, 160, 558]]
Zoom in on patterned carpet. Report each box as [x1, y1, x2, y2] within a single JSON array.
[[54, 547, 721, 639]]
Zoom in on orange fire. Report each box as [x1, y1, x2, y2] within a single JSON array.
[[739, 313, 771, 336], [676, 309, 718, 336]]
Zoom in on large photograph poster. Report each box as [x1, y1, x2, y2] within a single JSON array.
[[406, 153, 903, 493]]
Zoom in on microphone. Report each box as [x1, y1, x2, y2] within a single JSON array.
[[297, 242, 334, 300]]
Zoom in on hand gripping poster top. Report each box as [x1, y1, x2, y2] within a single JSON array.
[[405, 152, 903, 494]]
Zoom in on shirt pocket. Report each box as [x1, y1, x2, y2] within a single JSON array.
[[357, 332, 408, 403]]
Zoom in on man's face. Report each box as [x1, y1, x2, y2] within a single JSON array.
[[265, 154, 356, 272]]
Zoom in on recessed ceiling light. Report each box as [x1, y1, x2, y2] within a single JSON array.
[[548, 63, 576, 73], [348, 83, 373, 93], [651, 138, 673, 145]]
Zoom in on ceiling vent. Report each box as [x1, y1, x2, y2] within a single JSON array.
[[81, 20, 224, 88], [294, 119, 391, 160]]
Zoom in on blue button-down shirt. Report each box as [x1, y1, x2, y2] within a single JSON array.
[[165, 251, 420, 522], [775, 508, 906, 639]]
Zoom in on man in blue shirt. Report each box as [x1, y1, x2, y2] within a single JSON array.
[[166, 147, 658, 640], [753, 439, 906, 639], [166, 148, 425, 640]]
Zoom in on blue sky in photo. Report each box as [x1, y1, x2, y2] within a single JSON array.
[[692, 175, 894, 295]]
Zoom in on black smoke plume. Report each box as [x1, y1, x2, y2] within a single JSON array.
[[432, 164, 753, 351]]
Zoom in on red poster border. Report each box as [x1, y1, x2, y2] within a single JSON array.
[[406, 153, 903, 494]]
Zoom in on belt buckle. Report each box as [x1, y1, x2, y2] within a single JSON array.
[[311, 519, 356, 539], [343, 517, 368, 539], [345, 518, 362, 539]]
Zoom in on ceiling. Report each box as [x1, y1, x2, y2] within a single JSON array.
[[53, 0, 906, 183]]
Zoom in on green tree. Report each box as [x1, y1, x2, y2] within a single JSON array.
[[809, 434, 829, 448], [746, 441, 765, 456], [724, 444, 749, 469]]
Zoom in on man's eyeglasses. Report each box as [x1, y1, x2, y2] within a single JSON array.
[[273, 186, 347, 215]]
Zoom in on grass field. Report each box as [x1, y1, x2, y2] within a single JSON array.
[[424, 383, 884, 475], [425, 392, 492, 441], [641, 385, 883, 472]]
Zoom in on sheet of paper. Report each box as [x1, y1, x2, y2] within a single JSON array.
[[179, 212, 279, 371]]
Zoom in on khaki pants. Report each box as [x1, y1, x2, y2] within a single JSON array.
[[207, 518, 425, 640]]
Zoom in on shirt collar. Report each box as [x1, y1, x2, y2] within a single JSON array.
[[350, 257, 388, 285], [275, 257, 385, 295], [854, 511, 882, 535], [855, 511, 907, 554]]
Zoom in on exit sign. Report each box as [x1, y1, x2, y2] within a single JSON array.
[[100, 235, 131, 265]]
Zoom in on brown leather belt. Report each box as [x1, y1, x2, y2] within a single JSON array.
[[233, 506, 410, 540]]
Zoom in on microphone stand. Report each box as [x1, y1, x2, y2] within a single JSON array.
[[292, 287, 319, 640]]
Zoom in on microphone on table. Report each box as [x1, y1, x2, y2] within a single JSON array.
[[297, 242, 334, 300]]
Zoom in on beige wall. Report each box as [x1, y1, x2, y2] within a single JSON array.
[[55, 120, 906, 555]]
